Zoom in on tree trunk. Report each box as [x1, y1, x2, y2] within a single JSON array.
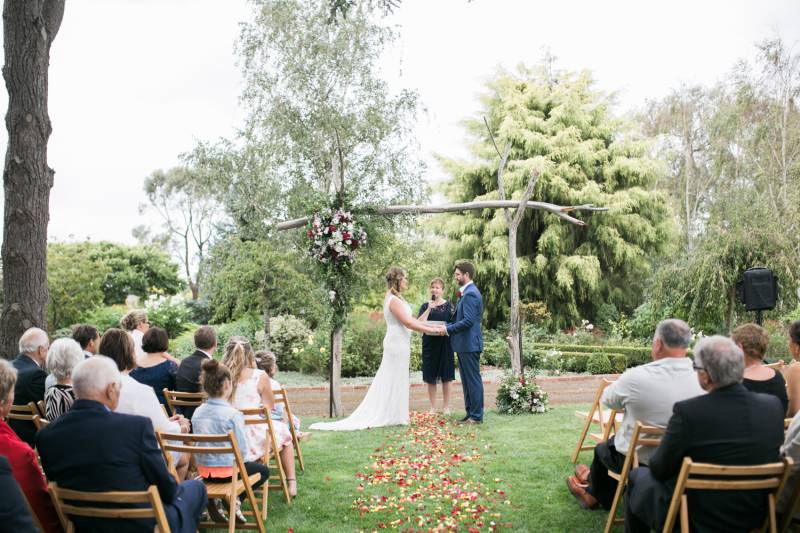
[[507, 225, 522, 376], [1, 0, 65, 357], [329, 326, 343, 417]]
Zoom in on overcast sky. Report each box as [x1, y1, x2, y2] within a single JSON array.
[[1, 0, 798, 244]]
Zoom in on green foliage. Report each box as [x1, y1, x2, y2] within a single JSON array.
[[87, 242, 184, 304], [215, 315, 263, 353], [47, 243, 111, 332], [586, 353, 613, 374], [341, 312, 386, 376], [78, 305, 126, 333], [269, 315, 313, 371], [294, 328, 330, 375], [436, 64, 672, 330], [170, 329, 198, 358], [144, 296, 194, 338], [203, 237, 327, 328]]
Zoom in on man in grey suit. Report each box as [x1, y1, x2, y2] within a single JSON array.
[[438, 261, 484, 424]]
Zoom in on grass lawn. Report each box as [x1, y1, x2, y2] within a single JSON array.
[[249, 403, 609, 532]]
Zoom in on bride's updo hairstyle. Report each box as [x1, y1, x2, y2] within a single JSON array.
[[221, 336, 255, 398], [386, 266, 407, 297]]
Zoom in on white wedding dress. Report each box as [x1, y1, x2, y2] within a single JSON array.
[[310, 294, 410, 431]]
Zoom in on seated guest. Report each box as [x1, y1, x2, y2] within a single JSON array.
[[72, 324, 100, 358], [175, 326, 217, 418], [566, 319, 704, 510], [0, 360, 62, 532], [192, 359, 268, 524], [98, 328, 191, 480], [130, 327, 179, 406], [0, 455, 39, 533], [224, 336, 297, 497], [36, 356, 207, 533], [10, 328, 49, 447], [785, 321, 800, 417], [733, 323, 788, 413], [255, 350, 308, 439], [625, 335, 785, 533], [120, 309, 149, 359], [44, 338, 84, 421]]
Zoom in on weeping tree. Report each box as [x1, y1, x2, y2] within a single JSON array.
[[436, 64, 673, 332]]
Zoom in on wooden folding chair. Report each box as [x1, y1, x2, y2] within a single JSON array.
[[7, 401, 40, 423], [604, 422, 665, 532], [32, 414, 50, 431], [767, 360, 786, 371], [572, 378, 623, 463], [48, 482, 171, 533], [662, 457, 793, 533], [36, 400, 47, 418], [779, 473, 800, 533], [274, 388, 305, 472], [239, 406, 293, 515], [156, 430, 266, 533], [162, 389, 206, 417]]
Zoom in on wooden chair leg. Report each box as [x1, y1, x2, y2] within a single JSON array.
[[571, 414, 594, 463], [679, 495, 689, 533], [604, 476, 625, 533]]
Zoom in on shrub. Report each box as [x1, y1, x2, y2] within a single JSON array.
[[342, 312, 386, 377], [79, 305, 126, 333], [51, 327, 74, 340], [170, 329, 198, 358], [410, 338, 422, 372], [295, 328, 330, 375], [496, 371, 549, 414], [184, 298, 213, 325], [215, 315, 262, 351], [269, 315, 312, 371], [586, 354, 613, 375], [145, 295, 194, 338]]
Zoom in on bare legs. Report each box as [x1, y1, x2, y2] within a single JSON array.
[[427, 381, 453, 413], [280, 444, 297, 497]]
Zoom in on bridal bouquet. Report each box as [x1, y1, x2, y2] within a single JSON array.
[[496, 371, 550, 414], [306, 208, 368, 267]]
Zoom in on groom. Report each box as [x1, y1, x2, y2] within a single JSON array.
[[437, 261, 484, 424]]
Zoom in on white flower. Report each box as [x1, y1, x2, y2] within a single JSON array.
[[328, 290, 337, 302], [586, 324, 594, 331]]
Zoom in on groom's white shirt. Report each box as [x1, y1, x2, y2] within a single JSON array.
[[459, 280, 474, 294]]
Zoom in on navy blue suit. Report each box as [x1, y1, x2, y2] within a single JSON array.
[[36, 399, 207, 533], [10, 354, 47, 447], [0, 455, 38, 532], [446, 283, 484, 421]]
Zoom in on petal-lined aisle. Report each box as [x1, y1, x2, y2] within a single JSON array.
[[353, 412, 512, 531]]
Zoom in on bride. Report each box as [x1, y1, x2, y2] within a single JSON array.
[[310, 266, 441, 431]]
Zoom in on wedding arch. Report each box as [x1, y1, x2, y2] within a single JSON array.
[[276, 132, 607, 417]]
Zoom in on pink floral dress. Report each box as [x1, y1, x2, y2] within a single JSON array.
[[232, 368, 292, 461]]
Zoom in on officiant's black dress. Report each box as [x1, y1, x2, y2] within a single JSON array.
[[418, 301, 456, 384]]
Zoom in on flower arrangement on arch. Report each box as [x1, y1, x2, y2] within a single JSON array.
[[496, 371, 550, 414], [306, 208, 367, 266]]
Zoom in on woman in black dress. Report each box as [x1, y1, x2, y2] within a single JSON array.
[[418, 277, 456, 414], [733, 323, 788, 414]]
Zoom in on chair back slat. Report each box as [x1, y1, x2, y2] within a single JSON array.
[[687, 462, 787, 477], [49, 483, 171, 533], [162, 389, 205, 416], [685, 479, 782, 491], [8, 402, 39, 422], [32, 415, 50, 431], [662, 457, 793, 533]]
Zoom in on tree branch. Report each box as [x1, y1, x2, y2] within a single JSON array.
[[275, 200, 606, 231], [512, 169, 540, 229]]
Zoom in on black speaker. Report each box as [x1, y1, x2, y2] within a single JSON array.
[[737, 267, 778, 311]]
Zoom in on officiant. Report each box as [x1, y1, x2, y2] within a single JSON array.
[[418, 277, 456, 414]]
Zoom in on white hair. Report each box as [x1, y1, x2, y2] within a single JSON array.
[[0, 359, 17, 403], [18, 327, 49, 354], [694, 335, 744, 388], [72, 356, 121, 399], [47, 338, 85, 381]]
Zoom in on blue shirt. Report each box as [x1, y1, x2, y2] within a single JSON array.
[[190, 398, 248, 467]]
